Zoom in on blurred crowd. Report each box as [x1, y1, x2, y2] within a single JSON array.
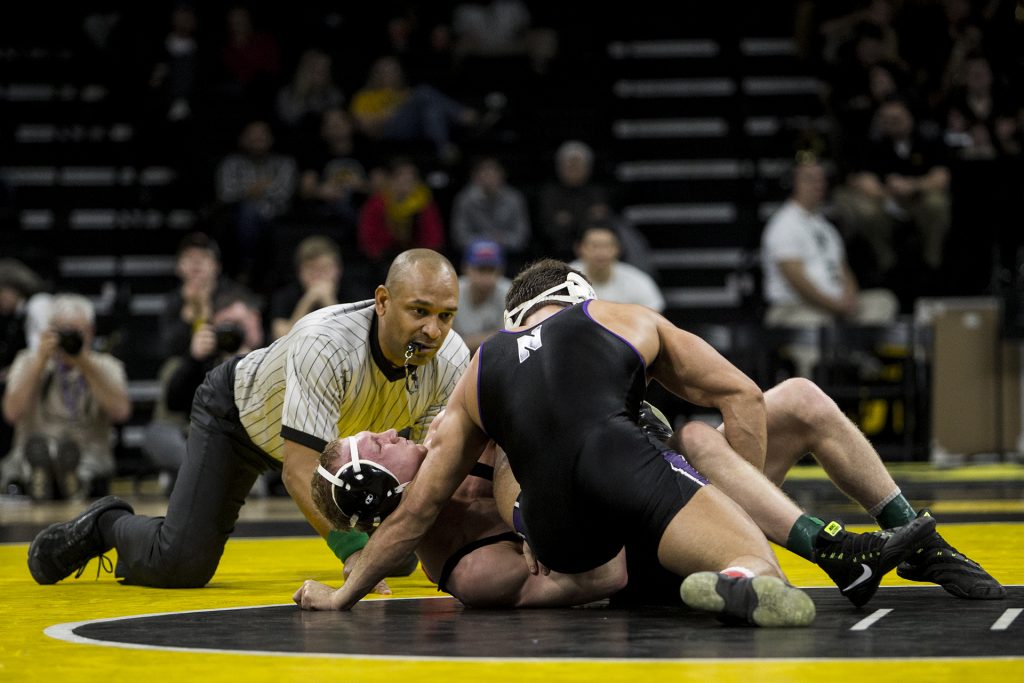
[[792, 0, 1023, 308], [2, 0, 1022, 497]]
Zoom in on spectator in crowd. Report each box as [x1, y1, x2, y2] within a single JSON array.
[[831, 56, 913, 150], [295, 108, 369, 228], [450, 0, 558, 74], [0, 259, 44, 379], [348, 55, 480, 165], [538, 140, 614, 261], [944, 52, 1022, 160], [570, 223, 665, 312], [357, 157, 444, 277], [926, 7, 989, 111], [144, 287, 264, 497], [275, 48, 345, 140], [449, 156, 531, 268], [0, 259, 45, 464], [217, 4, 280, 110], [215, 119, 298, 282], [834, 97, 952, 293], [268, 235, 364, 342], [146, 4, 201, 124], [452, 239, 512, 352], [762, 158, 898, 378], [812, 0, 901, 70], [157, 233, 238, 359], [140, 4, 210, 202], [1, 294, 131, 500]]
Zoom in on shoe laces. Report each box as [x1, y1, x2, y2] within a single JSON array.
[[73, 553, 114, 580], [819, 529, 891, 562]]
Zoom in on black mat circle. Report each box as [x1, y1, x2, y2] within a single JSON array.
[[68, 587, 1024, 660]]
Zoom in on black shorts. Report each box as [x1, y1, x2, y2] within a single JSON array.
[[515, 423, 708, 574]]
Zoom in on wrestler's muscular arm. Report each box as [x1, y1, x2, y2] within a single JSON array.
[[295, 355, 490, 610], [588, 301, 767, 470]]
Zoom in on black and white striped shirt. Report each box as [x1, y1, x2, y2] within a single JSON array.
[[233, 300, 470, 460]]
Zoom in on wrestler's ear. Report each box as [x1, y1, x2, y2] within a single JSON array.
[[374, 285, 390, 316]]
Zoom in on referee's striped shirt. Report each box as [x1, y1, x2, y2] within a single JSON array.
[[233, 300, 470, 460]]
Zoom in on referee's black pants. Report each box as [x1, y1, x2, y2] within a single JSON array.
[[113, 357, 278, 587]]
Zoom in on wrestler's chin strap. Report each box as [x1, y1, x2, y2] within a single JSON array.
[[503, 272, 596, 329], [316, 436, 410, 529]]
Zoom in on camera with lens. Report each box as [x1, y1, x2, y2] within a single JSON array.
[[214, 322, 244, 354], [56, 329, 84, 356]]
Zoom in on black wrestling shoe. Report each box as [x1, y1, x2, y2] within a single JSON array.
[[896, 510, 1006, 599], [27, 496, 133, 584], [813, 514, 936, 607], [680, 572, 816, 627]]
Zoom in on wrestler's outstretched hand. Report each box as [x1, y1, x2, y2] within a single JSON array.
[[293, 579, 341, 610], [522, 540, 550, 576]]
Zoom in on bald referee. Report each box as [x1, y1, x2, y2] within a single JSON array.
[[28, 249, 470, 588]]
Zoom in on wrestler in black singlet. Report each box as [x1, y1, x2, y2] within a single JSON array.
[[477, 300, 706, 574]]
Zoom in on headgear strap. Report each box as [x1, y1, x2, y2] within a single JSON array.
[[503, 271, 596, 329]]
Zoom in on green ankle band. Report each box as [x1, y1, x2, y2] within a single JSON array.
[[874, 494, 917, 529], [786, 514, 826, 561]]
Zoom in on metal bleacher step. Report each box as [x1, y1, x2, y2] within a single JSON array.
[[8, 123, 136, 164], [606, 29, 821, 322], [624, 202, 736, 225], [19, 208, 196, 232]]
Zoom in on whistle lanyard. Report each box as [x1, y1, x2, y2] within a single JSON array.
[[403, 344, 419, 394]]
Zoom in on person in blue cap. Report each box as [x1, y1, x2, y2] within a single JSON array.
[[452, 239, 512, 352]]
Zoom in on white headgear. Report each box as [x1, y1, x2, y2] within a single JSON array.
[[503, 271, 596, 329]]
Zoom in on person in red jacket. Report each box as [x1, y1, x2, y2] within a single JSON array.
[[358, 157, 444, 280]]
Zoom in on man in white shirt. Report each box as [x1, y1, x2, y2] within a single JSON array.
[[571, 223, 665, 312], [761, 159, 897, 376]]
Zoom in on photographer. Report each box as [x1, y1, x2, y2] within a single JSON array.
[[1, 294, 131, 500], [143, 286, 264, 495]]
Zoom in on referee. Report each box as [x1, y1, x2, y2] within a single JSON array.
[[28, 249, 470, 588]]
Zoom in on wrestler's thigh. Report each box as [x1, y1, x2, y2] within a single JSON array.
[[656, 484, 780, 577]]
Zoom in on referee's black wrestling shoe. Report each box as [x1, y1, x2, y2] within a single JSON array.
[[813, 514, 936, 607], [895, 509, 1005, 599], [27, 496, 133, 584], [680, 572, 816, 627]]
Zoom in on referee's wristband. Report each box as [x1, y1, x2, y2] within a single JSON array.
[[326, 529, 369, 563]]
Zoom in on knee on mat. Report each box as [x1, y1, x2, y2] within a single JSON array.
[[156, 554, 221, 588]]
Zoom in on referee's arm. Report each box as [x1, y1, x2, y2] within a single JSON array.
[[283, 438, 333, 538]]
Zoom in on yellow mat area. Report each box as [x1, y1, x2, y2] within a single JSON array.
[[1, 523, 1021, 683]]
